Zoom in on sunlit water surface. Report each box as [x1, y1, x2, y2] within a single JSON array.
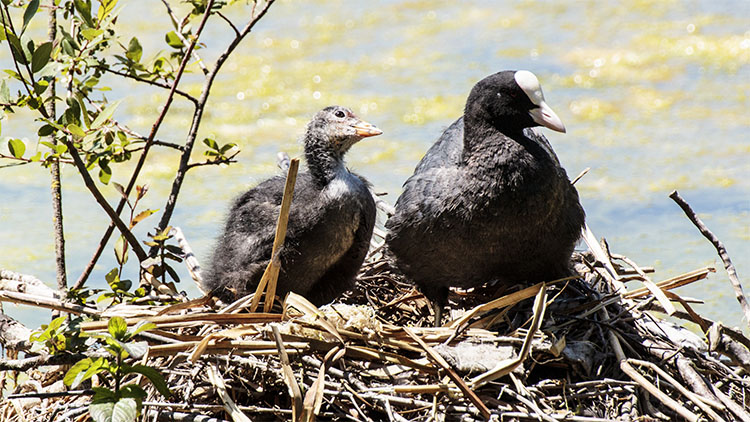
[[1, 0, 748, 330]]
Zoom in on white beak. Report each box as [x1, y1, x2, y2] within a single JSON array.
[[529, 100, 566, 133]]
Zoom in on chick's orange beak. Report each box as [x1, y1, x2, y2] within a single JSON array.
[[351, 120, 383, 137]]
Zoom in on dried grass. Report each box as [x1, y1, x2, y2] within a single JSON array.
[[3, 226, 749, 422]]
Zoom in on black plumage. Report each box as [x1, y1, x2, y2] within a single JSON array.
[[202, 106, 381, 305], [385, 70, 585, 323]]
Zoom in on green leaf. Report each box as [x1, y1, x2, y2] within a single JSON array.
[[37, 124, 55, 137], [125, 37, 142, 63], [202, 138, 219, 150], [220, 142, 237, 154], [164, 264, 180, 283], [81, 28, 103, 41], [67, 124, 86, 138], [111, 397, 138, 422], [165, 245, 183, 255], [8, 138, 25, 158], [63, 357, 94, 387], [114, 235, 128, 265], [108, 316, 128, 340], [164, 31, 182, 49], [31, 41, 52, 73], [80, 357, 108, 385], [76, 95, 92, 128], [6, 32, 28, 65], [74, 0, 95, 28], [122, 364, 171, 398], [48, 315, 66, 332], [97, 0, 118, 22], [90, 100, 122, 129], [98, 162, 112, 184], [61, 39, 75, 56], [129, 321, 156, 337], [21, 0, 40, 35], [118, 385, 147, 401], [91, 386, 116, 403], [33, 80, 48, 95], [105, 267, 119, 287]]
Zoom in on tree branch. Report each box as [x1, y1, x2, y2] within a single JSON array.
[[154, 0, 277, 243], [98, 66, 199, 106], [217, 12, 240, 37], [63, 137, 147, 262], [47, 0, 67, 296], [160, 0, 209, 75], [185, 152, 239, 170], [669, 190, 750, 330], [81, 93, 185, 151], [0, 153, 74, 165], [73, 0, 215, 289]]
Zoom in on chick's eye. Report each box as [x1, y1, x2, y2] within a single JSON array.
[[334, 110, 346, 118]]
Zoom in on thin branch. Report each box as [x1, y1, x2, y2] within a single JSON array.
[[154, 0, 277, 243], [73, 2, 214, 289], [81, 93, 185, 151], [0, 153, 74, 165], [62, 137, 147, 262], [98, 66, 199, 105], [160, 0, 209, 75], [47, 0, 67, 295], [185, 152, 239, 170], [126, 140, 185, 153], [217, 12, 240, 37], [669, 190, 750, 329]]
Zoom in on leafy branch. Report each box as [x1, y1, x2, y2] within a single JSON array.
[[73, 0, 217, 288], [153, 0, 277, 243]]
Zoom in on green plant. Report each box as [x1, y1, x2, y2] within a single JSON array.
[[0, 0, 275, 296], [142, 226, 182, 286], [29, 314, 87, 354], [64, 316, 170, 422]]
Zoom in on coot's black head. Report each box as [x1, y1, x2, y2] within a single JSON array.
[[305, 105, 382, 157], [465, 70, 565, 134]]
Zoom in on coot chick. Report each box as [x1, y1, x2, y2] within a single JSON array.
[[202, 106, 381, 305], [386, 70, 585, 323]]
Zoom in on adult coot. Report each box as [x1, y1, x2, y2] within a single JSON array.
[[386, 70, 585, 323], [202, 106, 381, 305]]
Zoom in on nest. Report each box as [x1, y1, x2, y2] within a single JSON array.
[[2, 226, 750, 422], [1, 175, 748, 421]]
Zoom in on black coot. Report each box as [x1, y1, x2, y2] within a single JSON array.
[[386, 70, 585, 323], [203, 106, 381, 305]]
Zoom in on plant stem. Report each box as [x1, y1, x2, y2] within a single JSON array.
[[47, 0, 67, 296]]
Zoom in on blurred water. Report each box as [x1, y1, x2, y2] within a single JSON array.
[[1, 0, 748, 330]]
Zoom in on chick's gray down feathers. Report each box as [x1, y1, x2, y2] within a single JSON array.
[[202, 106, 379, 305]]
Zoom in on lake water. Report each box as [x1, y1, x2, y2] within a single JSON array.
[[1, 0, 748, 330]]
